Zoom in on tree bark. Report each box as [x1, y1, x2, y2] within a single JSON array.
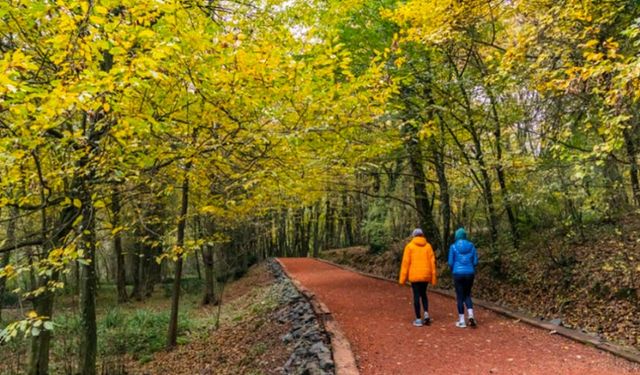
[[79, 185, 97, 375], [111, 189, 128, 303], [0, 206, 17, 322], [130, 241, 143, 301], [603, 154, 628, 215], [469, 128, 499, 244], [433, 141, 451, 256], [623, 126, 640, 206], [404, 125, 442, 252], [28, 290, 54, 375], [201, 244, 219, 305], [324, 198, 335, 249], [312, 202, 320, 258], [488, 92, 519, 248], [341, 194, 354, 247], [278, 208, 287, 257], [167, 165, 190, 348]]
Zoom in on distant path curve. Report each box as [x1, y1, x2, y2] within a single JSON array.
[[278, 258, 640, 375]]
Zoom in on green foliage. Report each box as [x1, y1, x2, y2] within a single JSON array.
[[362, 200, 393, 253]]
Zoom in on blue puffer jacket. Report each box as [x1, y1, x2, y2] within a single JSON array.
[[448, 228, 478, 276]]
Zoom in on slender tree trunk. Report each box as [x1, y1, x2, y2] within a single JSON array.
[[130, 241, 143, 301], [278, 208, 287, 257], [79, 185, 97, 375], [28, 156, 59, 375], [312, 203, 320, 257], [304, 207, 312, 255], [293, 209, 302, 256], [29, 202, 76, 375], [0, 252, 8, 322], [342, 194, 354, 247], [324, 198, 334, 249], [433, 143, 451, 256], [603, 154, 628, 215], [112, 189, 128, 303], [470, 129, 499, 244], [0, 206, 17, 322], [490, 101, 518, 248], [29, 290, 54, 375], [624, 126, 640, 206], [201, 244, 219, 305], [404, 125, 441, 252], [168, 166, 190, 348]]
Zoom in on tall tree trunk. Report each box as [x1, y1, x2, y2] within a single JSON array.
[[341, 194, 354, 247], [29, 203, 76, 375], [0, 206, 17, 322], [623, 126, 640, 206], [603, 154, 628, 215], [167, 166, 190, 348], [130, 242, 143, 301], [324, 198, 335, 249], [201, 244, 219, 305], [404, 125, 442, 252], [304, 207, 312, 256], [28, 154, 60, 375], [111, 189, 128, 303], [278, 208, 287, 257], [293, 209, 302, 256], [312, 203, 320, 258], [433, 142, 451, 256], [29, 289, 54, 375], [470, 129, 499, 244], [489, 95, 519, 248], [79, 185, 97, 375]]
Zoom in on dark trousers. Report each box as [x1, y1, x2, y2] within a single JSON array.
[[453, 274, 474, 314], [411, 282, 429, 319]]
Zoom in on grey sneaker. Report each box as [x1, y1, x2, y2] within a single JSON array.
[[423, 313, 431, 326], [413, 319, 423, 327], [455, 321, 467, 328]]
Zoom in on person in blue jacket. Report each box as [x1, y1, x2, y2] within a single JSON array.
[[448, 227, 479, 328]]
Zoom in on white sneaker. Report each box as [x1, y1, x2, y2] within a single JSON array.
[[423, 313, 431, 325], [413, 319, 423, 327], [455, 321, 467, 328]]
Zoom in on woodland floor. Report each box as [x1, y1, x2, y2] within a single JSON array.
[[322, 215, 640, 353], [279, 257, 640, 375], [0, 263, 294, 375], [126, 263, 293, 375]]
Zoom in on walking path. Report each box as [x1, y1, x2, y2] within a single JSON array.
[[278, 258, 640, 375]]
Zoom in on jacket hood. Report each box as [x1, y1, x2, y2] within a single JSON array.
[[411, 236, 427, 247], [454, 228, 467, 241]]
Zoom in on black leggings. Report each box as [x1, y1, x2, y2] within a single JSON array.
[[453, 274, 474, 314], [411, 282, 429, 319]]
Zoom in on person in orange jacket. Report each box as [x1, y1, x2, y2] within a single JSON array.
[[399, 228, 437, 327]]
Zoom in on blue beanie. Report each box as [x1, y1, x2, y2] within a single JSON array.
[[454, 227, 467, 241], [412, 228, 424, 237]]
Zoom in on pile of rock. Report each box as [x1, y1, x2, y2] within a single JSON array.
[[268, 260, 335, 375]]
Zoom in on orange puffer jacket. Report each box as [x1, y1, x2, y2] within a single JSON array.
[[399, 236, 437, 285]]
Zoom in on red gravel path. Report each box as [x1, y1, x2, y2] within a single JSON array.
[[278, 258, 640, 375]]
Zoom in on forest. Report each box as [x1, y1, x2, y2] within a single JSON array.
[[1, 0, 640, 374]]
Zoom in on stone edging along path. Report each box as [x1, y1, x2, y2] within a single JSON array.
[[275, 258, 359, 375], [314, 257, 640, 365], [268, 259, 336, 374]]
